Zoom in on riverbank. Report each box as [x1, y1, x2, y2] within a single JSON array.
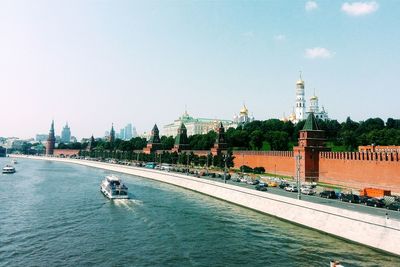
[[11, 155, 400, 256]]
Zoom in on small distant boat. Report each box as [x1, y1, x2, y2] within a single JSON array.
[[11, 159, 17, 164], [3, 165, 16, 174], [100, 175, 129, 199]]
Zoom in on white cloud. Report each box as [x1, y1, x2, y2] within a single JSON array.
[[305, 47, 334, 59], [341, 1, 379, 16], [273, 34, 286, 41], [305, 1, 318, 11]]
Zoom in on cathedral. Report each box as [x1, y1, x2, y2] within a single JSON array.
[[283, 74, 329, 124]]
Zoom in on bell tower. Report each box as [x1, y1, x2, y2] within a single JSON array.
[[295, 72, 306, 123]]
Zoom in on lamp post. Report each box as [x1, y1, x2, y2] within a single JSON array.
[[296, 154, 302, 200], [223, 153, 228, 184], [186, 153, 190, 175], [206, 152, 210, 175]]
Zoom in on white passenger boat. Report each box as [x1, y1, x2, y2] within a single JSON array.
[[2, 165, 16, 174], [100, 175, 129, 199], [11, 159, 17, 164]]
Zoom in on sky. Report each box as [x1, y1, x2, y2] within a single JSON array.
[[1, 0, 399, 139]]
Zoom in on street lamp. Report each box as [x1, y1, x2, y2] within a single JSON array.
[[223, 153, 228, 184], [206, 152, 210, 175], [296, 154, 302, 200], [186, 153, 190, 175]]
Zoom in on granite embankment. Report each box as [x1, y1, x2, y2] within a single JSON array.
[[12, 155, 400, 256]]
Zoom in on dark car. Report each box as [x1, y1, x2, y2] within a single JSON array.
[[386, 202, 400, 211], [365, 198, 385, 208], [339, 194, 360, 203], [359, 196, 371, 204], [319, 190, 337, 199], [279, 182, 290, 189], [255, 184, 268, 191]]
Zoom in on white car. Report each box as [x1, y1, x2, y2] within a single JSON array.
[[285, 185, 298, 192], [301, 187, 316, 195]]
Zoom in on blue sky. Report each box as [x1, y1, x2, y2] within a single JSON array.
[[1, 1, 399, 139]]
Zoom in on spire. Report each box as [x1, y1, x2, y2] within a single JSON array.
[[302, 112, 319, 131], [109, 123, 115, 144], [148, 124, 161, 144]]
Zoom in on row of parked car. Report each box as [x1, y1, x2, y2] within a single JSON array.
[[317, 191, 400, 211], [111, 160, 400, 212]]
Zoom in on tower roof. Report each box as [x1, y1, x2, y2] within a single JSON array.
[[302, 113, 319, 131], [296, 71, 304, 86]]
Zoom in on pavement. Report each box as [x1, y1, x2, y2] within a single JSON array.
[[178, 171, 400, 221]]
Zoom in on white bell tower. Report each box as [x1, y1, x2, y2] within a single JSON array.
[[295, 72, 306, 123]]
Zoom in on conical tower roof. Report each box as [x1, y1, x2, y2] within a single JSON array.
[[302, 113, 319, 131]]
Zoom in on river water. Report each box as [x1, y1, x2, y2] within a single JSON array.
[[0, 158, 399, 267]]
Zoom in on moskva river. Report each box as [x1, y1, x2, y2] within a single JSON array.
[[1, 158, 399, 267]]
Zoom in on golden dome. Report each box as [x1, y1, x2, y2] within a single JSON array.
[[310, 95, 318, 101], [240, 105, 248, 115], [296, 79, 304, 85]]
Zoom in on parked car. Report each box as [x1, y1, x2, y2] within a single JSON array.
[[279, 182, 290, 189], [255, 184, 268, 191], [301, 187, 316, 195], [285, 185, 298, 192], [268, 181, 278, 187], [359, 196, 371, 205], [339, 194, 360, 203], [145, 162, 156, 169], [247, 179, 259, 185], [386, 202, 400, 211], [319, 190, 337, 199], [365, 198, 385, 208]]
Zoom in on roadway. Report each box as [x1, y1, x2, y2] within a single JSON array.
[[174, 171, 400, 221]]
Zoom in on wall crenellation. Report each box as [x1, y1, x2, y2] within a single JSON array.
[[319, 151, 400, 162]]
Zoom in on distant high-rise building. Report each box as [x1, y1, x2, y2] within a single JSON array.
[[119, 128, 125, 140], [46, 120, 56, 155], [124, 123, 133, 140], [132, 126, 138, 138], [61, 122, 71, 143]]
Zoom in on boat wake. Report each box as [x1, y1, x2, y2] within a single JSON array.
[[113, 198, 143, 211]]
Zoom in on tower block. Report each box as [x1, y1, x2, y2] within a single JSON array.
[[143, 124, 162, 154], [293, 113, 330, 182], [211, 122, 228, 155], [46, 120, 56, 156], [171, 123, 190, 153]]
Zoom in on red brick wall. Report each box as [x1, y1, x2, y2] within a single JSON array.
[[319, 152, 400, 193], [54, 149, 80, 157], [233, 151, 295, 177]]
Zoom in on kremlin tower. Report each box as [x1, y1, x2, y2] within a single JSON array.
[[295, 72, 306, 123], [46, 120, 56, 155]]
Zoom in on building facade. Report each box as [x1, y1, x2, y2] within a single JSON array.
[[163, 106, 253, 138], [163, 110, 235, 137], [61, 122, 71, 143]]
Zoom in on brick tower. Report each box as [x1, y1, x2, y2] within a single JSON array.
[[293, 113, 330, 182], [171, 123, 190, 153], [143, 124, 162, 154], [46, 120, 56, 156], [211, 122, 228, 155]]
